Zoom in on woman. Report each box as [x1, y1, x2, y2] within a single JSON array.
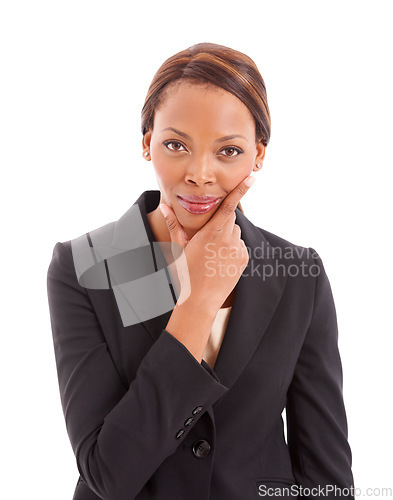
[[47, 42, 354, 499]]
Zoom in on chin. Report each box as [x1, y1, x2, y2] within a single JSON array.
[[178, 211, 207, 225], [182, 210, 217, 232]]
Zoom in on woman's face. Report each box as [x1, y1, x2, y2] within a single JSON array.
[[142, 81, 265, 240]]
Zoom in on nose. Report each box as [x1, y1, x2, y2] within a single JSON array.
[[184, 156, 216, 185]]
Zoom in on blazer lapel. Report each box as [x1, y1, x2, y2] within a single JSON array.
[[212, 210, 288, 391], [109, 191, 288, 392]]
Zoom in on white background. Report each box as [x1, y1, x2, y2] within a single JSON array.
[[1, 1, 392, 498]]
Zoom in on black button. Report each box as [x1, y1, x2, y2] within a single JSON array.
[[184, 417, 194, 427], [192, 406, 203, 415], [192, 439, 211, 459], [175, 429, 185, 439]]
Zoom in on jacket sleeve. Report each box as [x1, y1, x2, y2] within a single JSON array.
[[47, 241, 228, 500], [286, 248, 354, 498]]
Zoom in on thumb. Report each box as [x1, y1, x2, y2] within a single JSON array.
[[159, 203, 189, 248]]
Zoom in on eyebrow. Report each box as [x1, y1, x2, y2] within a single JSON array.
[[160, 127, 248, 143]]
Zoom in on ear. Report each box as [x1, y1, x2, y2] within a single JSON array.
[[142, 131, 152, 159], [256, 141, 266, 164]]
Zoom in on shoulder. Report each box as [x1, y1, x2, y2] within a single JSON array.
[[238, 216, 327, 287], [48, 216, 119, 288], [244, 215, 321, 265]]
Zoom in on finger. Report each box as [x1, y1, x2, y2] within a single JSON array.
[[159, 203, 189, 248], [232, 223, 241, 237], [220, 211, 237, 240], [208, 175, 255, 231]]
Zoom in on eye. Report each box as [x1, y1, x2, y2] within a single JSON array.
[[220, 147, 243, 157], [163, 140, 187, 152]]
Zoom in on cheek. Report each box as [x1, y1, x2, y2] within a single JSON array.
[[151, 157, 182, 208], [221, 163, 254, 193], [152, 157, 179, 187]]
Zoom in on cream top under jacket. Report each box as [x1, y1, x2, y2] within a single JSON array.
[[202, 306, 232, 369]]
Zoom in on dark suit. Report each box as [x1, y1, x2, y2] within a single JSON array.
[[47, 190, 354, 499]]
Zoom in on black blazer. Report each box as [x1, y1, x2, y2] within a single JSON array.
[[47, 190, 354, 500]]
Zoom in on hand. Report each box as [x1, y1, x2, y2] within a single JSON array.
[[159, 175, 255, 313]]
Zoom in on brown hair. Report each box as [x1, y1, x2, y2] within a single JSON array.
[[141, 42, 271, 215]]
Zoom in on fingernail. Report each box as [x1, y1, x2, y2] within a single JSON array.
[[159, 204, 169, 218], [245, 176, 255, 187]]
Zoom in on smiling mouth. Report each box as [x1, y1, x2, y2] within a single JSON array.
[[177, 196, 221, 215]]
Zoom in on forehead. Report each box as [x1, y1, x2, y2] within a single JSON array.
[[155, 80, 255, 133]]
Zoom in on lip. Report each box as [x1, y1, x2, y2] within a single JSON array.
[[178, 194, 221, 203], [177, 195, 222, 215]]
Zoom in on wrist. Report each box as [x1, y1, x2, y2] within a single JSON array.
[[177, 293, 220, 318]]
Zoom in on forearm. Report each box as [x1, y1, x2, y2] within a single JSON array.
[[48, 242, 228, 499]]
